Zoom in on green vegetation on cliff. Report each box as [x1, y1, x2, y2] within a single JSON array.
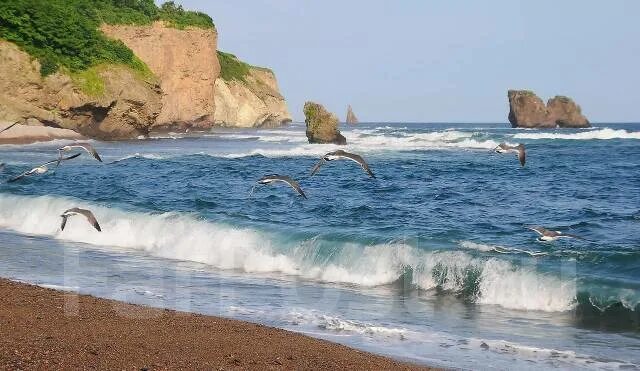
[[217, 50, 274, 82], [217, 51, 251, 82], [0, 0, 214, 77]]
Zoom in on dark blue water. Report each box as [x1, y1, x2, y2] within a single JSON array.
[[0, 123, 638, 369]]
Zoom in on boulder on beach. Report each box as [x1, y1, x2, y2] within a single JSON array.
[[303, 101, 346, 145]]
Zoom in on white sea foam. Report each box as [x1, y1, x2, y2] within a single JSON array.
[[285, 309, 408, 339], [114, 153, 166, 162], [219, 130, 502, 158], [0, 194, 579, 312], [460, 241, 548, 257], [513, 128, 640, 140]]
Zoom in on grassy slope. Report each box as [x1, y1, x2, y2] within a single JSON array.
[[0, 0, 214, 80]]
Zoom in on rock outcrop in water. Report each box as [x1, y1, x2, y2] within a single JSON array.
[[508, 90, 590, 128], [346, 105, 358, 125], [304, 102, 346, 145], [0, 40, 162, 140]]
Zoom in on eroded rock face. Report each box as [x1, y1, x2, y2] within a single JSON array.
[[102, 22, 219, 131], [546, 96, 590, 128], [508, 90, 590, 128], [304, 102, 346, 145], [213, 67, 292, 128], [0, 40, 161, 139]]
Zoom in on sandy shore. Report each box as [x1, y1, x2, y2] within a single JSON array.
[[0, 279, 430, 370], [0, 123, 84, 145]]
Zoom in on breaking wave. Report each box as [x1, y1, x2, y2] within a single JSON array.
[[0, 193, 637, 315], [222, 130, 503, 158], [513, 128, 640, 140]]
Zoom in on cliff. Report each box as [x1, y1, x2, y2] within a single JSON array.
[[0, 1, 291, 140], [0, 40, 162, 140], [101, 22, 219, 131], [213, 53, 291, 128], [508, 90, 590, 128], [304, 101, 346, 145]]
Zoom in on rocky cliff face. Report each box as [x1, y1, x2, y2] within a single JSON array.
[[102, 22, 218, 131], [304, 101, 346, 145], [0, 40, 161, 139], [1, 22, 291, 140], [213, 65, 291, 128], [508, 90, 590, 128]]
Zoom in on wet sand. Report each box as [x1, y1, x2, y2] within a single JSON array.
[[0, 279, 431, 370]]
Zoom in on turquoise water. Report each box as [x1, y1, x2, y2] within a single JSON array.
[[0, 123, 638, 369]]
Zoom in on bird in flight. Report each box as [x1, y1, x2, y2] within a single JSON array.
[[310, 150, 375, 178]]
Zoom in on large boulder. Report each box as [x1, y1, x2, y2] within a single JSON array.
[[507, 90, 590, 128], [304, 102, 346, 145], [546, 96, 590, 128]]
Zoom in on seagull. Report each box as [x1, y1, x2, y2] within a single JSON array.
[[58, 143, 102, 162], [0, 122, 18, 135], [254, 175, 307, 199], [494, 143, 526, 167], [7, 153, 81, 183], [527, 226, 584, 242], [310, 150, 375, 178], [60, 207, 101, 232]]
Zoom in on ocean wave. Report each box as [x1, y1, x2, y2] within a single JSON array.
[[220, 130, 503, 158], [513, 128, 640, 140], [113, 153, 167, 162], [460, 241, 548, 257], [1, 194, 635, 313]]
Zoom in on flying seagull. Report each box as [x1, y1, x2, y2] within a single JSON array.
[[254, 175, 307, 199], [0, 122, 18, 135], [494, 143, 526, 167], [310, 150, 375, 178], [527, 226, 584, 242], [60, 207, 101, 232], [58, 143, 102, 162], [8, 153, 81, 183]]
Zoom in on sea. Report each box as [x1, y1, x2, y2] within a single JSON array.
[[0, 122, 638, 370]]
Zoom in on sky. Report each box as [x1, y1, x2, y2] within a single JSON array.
[[172, 0, 640, 123]]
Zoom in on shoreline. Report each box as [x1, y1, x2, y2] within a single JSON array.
[[0, 278, 431, 370]]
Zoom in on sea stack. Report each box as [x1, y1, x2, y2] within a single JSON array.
[[346, 105, 358, 125], [304, 101, 346, 145], [507, 90, 590, 128]]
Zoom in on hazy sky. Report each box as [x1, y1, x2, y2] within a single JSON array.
[[173, 0, 639, 123]]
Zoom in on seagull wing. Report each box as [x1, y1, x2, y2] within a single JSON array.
[[7, 167, 37, 183], [74, 208, 102, 232], [0, 122, 18, 135], [44, 153, 82, 166], [279, 177, 307, 199], [344, 153, 375, 178], [79, 144, 102, 162], [310, 158, 326, 176], [60, 215, 68, 231], [527, 226, 547, 236]]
